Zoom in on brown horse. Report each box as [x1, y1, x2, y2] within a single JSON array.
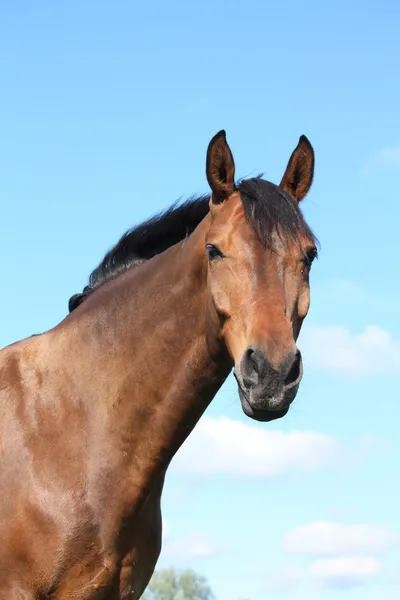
[[0, 131, 317, 599]]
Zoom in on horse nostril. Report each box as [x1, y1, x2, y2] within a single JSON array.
[[284, 351, 302, 386], [241, 346, 268, 387], [245, 348, 254, 362]]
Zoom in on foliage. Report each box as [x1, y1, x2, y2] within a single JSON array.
[[143, 568, 214, 600]]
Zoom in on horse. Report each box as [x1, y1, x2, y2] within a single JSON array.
[[0, 130, 318, 599]]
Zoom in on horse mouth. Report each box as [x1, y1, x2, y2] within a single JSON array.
[[238, 387, 290, 422], [234, 371, 299, 422]]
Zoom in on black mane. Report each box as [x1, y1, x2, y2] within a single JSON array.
[[68, 178, 316, 312]]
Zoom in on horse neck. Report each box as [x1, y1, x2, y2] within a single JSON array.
[[63, 213, 231, 474]]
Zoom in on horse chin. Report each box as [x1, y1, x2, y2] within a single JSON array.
[[237, 386, 291, 422]]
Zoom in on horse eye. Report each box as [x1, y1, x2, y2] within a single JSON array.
[[301, 248, 317, 271], [206, 244, 224, 261]]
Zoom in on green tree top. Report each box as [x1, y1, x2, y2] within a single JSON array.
[[143, 568, 214, 600]]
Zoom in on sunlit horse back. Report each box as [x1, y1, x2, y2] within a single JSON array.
[[0, 131, 317, 599]]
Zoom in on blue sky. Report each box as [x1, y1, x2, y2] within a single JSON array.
[[1, 1, 400, 599]]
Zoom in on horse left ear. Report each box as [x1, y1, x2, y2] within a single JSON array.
[[279, 135, 315, 202], [206, 130, 236, 204]]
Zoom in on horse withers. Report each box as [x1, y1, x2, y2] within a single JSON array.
[[0, 131, 317, 599]]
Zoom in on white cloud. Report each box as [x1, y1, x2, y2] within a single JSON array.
[[313, 278, 363, 303], [162, 519, 171, 541], [363, 145, 400, 174], [171, 416, 340, 478], [309, 556, 381, 589], [163, 531, 217, 559], [270, 566, 304, 593], [301, 324, 400, 376], [374, 146, 400, 170], [283, 522, 395, 556]]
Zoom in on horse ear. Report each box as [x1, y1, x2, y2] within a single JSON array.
[[279, 135, 314, 202], [206, 130, 236, 204]]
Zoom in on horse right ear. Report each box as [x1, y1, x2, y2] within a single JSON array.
[[206, 130, 236, 204], [279, 135, 315, 202]]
